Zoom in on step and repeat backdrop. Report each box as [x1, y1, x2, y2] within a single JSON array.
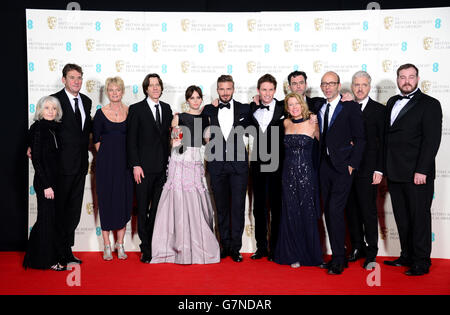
[[26, 7, 450, 258]]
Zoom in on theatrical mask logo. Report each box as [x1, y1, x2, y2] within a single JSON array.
[[85, 39, 95, 52], [218, 40, 227, 53], [352, 39, 361, 52], [181, 19, 190, 32], [47, 16, 57, 30], [421, 80, 431, 94], [48, 59, 58, 72], [423, 37, 433, 50], [313, 60, 323, 73], [115, 60, 125, 72], [247, 19, 256, 32], [85, 80, 96, 93], [283, 80, 290, 94], [382, 60, 392, 73], [314, 18, 324, 31], [86, 202, 95, 215], [152, 40, 161, 52], [245, 224, 254, 237], [181, 101, 190, 113], [384, 16, 394, 30], [247, 61, 256, 74], [181, 61, 190, 73], [284, 40, 293, 52], [114, 18, 125, 31]]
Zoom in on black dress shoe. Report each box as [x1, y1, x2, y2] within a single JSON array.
[[319, 261, 331, 269], [348, 248, 365, 262], [230, 251, 243, 262], [140, 253, 151, 264], [327, 263, 344, 275], [405, 265, 429, 276], [383, 257, 411, 267], [66, 255, 82, 265], [250, 250, 268, 260], [363, 258, 377, 270]]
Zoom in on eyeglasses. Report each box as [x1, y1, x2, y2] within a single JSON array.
[[320, 81, 339, 88]]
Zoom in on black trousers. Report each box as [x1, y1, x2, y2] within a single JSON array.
[[250, 164, 281, 254], [387, 179, 434, 268], [55, 173, 86, 262], [346, 176, 379, 259], [209, 163, 248, 253], [135, 170, 166, 256], [319, 157, 354, 265]]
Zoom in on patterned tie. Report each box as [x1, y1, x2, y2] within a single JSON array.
[[74, 98, 82, 129], [154, 104, 161, 129]]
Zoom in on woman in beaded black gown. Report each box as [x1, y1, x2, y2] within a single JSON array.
[[274, 92, 323, 268]]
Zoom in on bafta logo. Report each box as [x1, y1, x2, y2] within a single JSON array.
[[181, 19, 190, 32], [181, 101, 190, 113], [152, 40, 161, 52], [217, 40, 227, 53], [247, 61, 256, 74], [382, 60, 392, 73], [313, 60, 323, 73], [181, 61, 190, 73], [47, 16, 57, 30], [314, 18, 324, 31], [284, 40, 293, 53], [245, 224, 254, 237], [247, 19, 256, 32], [114, 18, 125, 31], [384, 16, 394, 30], [421, 80, 432, 94], [86, 80, 96, 93], [115, 60, 125, 72], [48, 59, 58, 72], [423, 37, 433, 50], [85, 39, 95, 52], [352, 39, 361, 52], [86, 202, 94, 215]]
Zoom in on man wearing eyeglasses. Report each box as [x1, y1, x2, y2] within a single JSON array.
[[317, 71, 366, 275]]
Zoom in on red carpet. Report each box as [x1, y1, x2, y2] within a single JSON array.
[[1, 252, 449, 295]]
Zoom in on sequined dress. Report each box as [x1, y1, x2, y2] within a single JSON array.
[[151, 113, 220, 264], [274, 134, 323, 266]]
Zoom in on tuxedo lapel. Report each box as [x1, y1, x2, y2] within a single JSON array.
[[329, 102, 343, 129], [392, 91, 422, 126], [142, 100, 159, 133]]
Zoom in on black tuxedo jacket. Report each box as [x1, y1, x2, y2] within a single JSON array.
[[356, 98, 386, 178], [384, 89, 442, 182], [249, 100, 285, 173], [52, 88, 92, 176], [202, 100, 251, 175], [318, 100, 366, 173], [127, 99, 173, 174]]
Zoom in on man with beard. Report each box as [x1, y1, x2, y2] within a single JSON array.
[[202, 75, 252, 262], [383, 64, 442, 276]]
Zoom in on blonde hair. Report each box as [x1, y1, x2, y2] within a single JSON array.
[[105, 76, 125, 96], [284, 92, 311, 120], [34, 96, 63, 122]]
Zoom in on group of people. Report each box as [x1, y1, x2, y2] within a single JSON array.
[[24, 62, 442, 278]]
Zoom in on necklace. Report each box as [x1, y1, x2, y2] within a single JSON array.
[[291, 117, 305, 124], [110, 104, 122, 117]]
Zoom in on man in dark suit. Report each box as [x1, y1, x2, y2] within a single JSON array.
[[287, 70, 323, 111], [127, 73, 173, 263], [202, 75, 251, 262], [318, 71, 366, 275], [51, 63, 92, 265], [383, 64, 442, 276], [346, 71, 386, 269], [248, 74, 285, 261]]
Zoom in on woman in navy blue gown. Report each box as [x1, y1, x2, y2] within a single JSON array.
[[274, 92, 323, 268], [93, 77, 133, 261]]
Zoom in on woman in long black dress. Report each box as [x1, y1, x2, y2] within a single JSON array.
[[24, 96, 65, 271], [274, 92, 323, 268], [93, 77, 133, 261]]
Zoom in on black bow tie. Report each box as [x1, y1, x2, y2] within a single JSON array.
[[399, 90, 418, 100], [219, 102, 230, 109], [259, 104, 270, 111]]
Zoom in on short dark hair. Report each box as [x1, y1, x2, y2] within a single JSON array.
[[62, 63, 83, 78], [217, 75, 234, 87], [257, 73, 277, 90], [185, 85, 203, 101], [287, 70, 307, 85], [142, 73, 163, 96], [396, 63, 419, 77]]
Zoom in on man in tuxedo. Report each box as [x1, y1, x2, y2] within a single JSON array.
[[383, 64, 442, 276], [203, 75, 251, 262], [249, 74, 285, 261], [287, 70, 323, 112], [127, 73, 173, 263], [51, 63, 92, 265], [318, 71, 366, 275], [346, 71, 386, 269]]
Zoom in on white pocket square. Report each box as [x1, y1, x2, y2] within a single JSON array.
[[280, 115, 285, 119], [239, 117, 245, 121]]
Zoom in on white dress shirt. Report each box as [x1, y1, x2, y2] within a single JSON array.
[[390, 88, 418, 126], [253, 99, 276, 133], [218, 99, 234, 140], [65, 89, 86, 128], [319, 95, 341, 133], [146, 97, 162, 123], [359, 96, 369, 112]]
